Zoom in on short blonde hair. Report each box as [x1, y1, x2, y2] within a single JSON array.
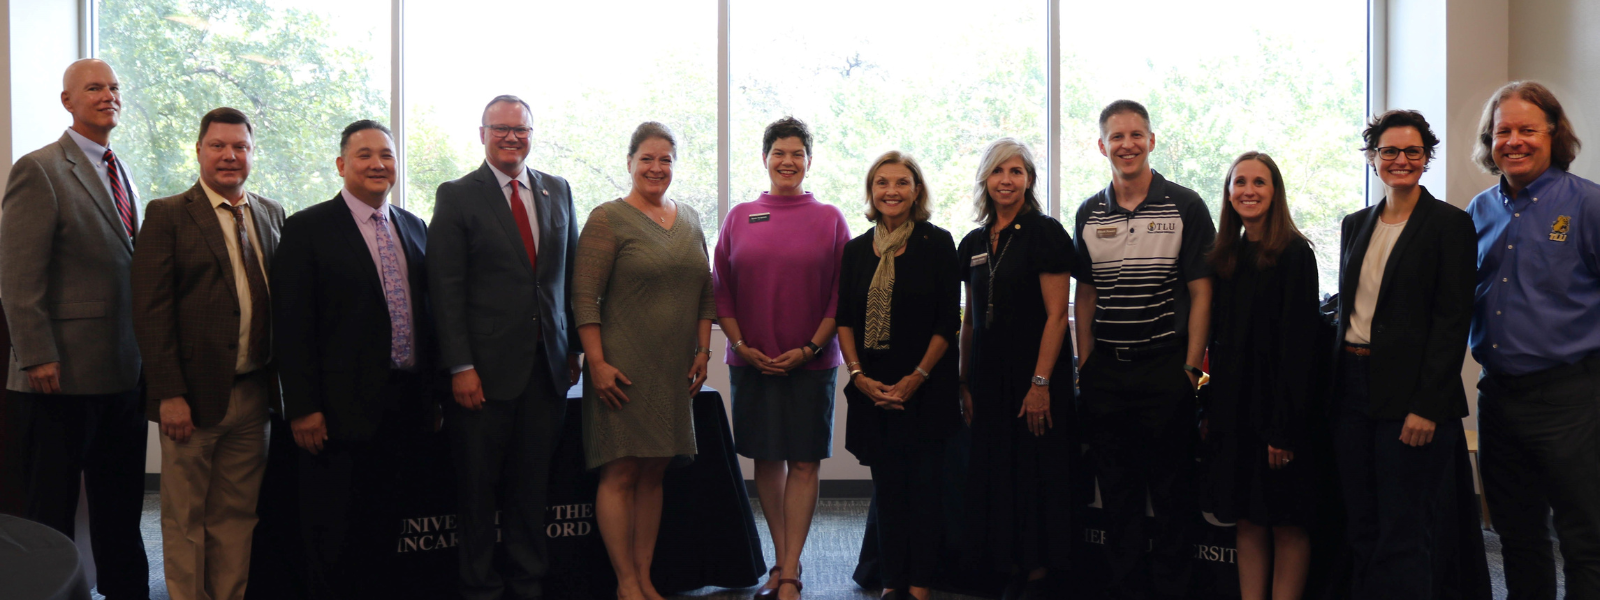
[[971, 138, 1041, 224], [862, 151, 932, 223]]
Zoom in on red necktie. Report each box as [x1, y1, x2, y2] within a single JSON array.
[[509, 181, 538, 271]]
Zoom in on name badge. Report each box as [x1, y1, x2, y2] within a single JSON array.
[[749, 213, 771, 223], [970, 253, 989, 266], [1097, 226, 1118, 239]]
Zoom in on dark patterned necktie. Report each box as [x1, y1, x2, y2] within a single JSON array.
[[225, 203, 271, 366], [102, 149, 136, 238]]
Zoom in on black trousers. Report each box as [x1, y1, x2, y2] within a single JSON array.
[[1331, 353, 1463, 600], [1080, 349, 1196, 600], [451, 359, 565, 600], [297, 371, 430, 600], [10, 388, 150, 600], [1479, 355, 1600, 600], [869, 435, 945, 591]]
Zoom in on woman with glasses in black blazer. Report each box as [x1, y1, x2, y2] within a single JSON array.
[[1332, 109, 1489, 599]]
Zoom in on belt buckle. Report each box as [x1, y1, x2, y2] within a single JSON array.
[[1114, 346, 1133, 362]]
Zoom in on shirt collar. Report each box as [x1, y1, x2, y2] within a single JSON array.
[[200, 180, 247, 209], [1498, 167, 1566, 204], [341, 188, 389, 223], [488, 162, 531, 193], [65, 128, 109, 165], [1102, 170, 1169, 215]]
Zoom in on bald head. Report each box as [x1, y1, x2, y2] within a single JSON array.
[[60, 59, 122, 145]]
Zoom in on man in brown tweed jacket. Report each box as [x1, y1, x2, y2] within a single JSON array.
[[130, 107, 285, 600]]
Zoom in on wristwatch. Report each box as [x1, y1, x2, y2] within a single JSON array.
[[803, 342, 822, 358], [1031, 375, 1050, 387]]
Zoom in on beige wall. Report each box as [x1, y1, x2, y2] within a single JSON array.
[[1509, 0, 1600, 180]]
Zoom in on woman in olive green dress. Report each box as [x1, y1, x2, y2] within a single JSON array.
[[575, 121, 716, 600]]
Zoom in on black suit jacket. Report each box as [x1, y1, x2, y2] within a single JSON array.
[[427, 163, 579, 400], [1334, 187, 1476, 422], [272, 194, 438, 440]]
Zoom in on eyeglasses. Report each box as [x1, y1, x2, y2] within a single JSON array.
[[1374, 146, 1426, 160], [1493, 127, 1550, 141], [485, 125, 532, 139]]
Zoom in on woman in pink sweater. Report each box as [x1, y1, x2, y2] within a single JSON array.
[[713, 117, 850, 600]]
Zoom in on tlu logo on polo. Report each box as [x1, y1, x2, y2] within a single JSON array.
[[1146, 221, 1177, 233]]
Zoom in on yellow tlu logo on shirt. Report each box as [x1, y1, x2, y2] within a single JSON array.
[[1550, 215, 1570, 242]]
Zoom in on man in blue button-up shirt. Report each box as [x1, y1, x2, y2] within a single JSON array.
[[1467, 81, 1600, 600]]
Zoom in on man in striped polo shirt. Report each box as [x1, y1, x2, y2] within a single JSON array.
[[1073, 99, 1216, 600]]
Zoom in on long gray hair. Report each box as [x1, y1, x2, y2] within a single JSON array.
[[971, 138, 1041, 224]]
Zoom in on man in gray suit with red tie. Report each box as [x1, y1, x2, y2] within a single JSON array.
[[428, 95, 581, 600], [0, 58, 150, 600]]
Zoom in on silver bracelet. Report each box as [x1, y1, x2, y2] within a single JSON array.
[[694, 347, 712, 356], [845, 361, 861, 369], [731, 340, 746, 350], [914, 366, 931, 379], [848, 369, 865, 380]]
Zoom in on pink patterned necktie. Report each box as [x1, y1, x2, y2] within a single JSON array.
[[371, 210, 413, 367]]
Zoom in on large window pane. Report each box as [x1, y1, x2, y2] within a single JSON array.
[[403, 1, 718, 230], [1060, 2, 1367, 293], [732, 1, 1049, 243], [99, 0, 391, 214]]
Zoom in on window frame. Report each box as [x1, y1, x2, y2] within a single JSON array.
[[84, 0, 1376, 219]]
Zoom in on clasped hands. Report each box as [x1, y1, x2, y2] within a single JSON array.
[[735, 344, 813, 376], [853, 369, 926, 411]]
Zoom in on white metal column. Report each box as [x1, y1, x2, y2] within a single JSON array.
[[717, 0, 731, 224], [390, 0, 406, 208]]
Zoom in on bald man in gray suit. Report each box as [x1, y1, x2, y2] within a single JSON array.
[[0, 59, 149, 600]]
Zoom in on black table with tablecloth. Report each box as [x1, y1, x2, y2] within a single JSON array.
[[0, 514, 92, 600], [247, 385, 764, 599]]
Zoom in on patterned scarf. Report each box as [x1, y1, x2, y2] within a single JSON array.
[[864, 220, 914, 349]]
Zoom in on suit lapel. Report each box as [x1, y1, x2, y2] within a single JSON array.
[[527, 167, 554, 277], [184, 184, 240, 304], [58, 134, 133, 252], [1374, 190, 1435, 309], [478, 164, 536, 276], [246, 193, 278, 271], [332, 193, 385, 296], [1340, 201, 1384, 305], [391, 209, 425, 278]]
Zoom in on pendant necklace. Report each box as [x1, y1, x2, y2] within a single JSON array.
[[985, 223, 1014, 328]]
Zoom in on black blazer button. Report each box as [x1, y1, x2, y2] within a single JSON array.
[[1375, 325, 1384, 333]]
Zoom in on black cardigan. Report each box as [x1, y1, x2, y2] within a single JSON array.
[[1334, 187, 1477, 421], [837, 220, 962, 463]]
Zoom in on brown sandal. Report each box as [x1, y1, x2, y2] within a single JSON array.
[[778, 579, 803, 596], [753, 566, 782, 599]]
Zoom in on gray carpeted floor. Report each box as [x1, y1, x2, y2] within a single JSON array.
[[116, 494, 1556, 600]]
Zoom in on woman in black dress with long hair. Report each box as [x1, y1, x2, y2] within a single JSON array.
[[1203, 152, 1321, 600], [837, 151, 961, 600], [955, 138, 1074, 600]]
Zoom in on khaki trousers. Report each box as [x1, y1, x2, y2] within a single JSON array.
[[159, 373, 269, 600]]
